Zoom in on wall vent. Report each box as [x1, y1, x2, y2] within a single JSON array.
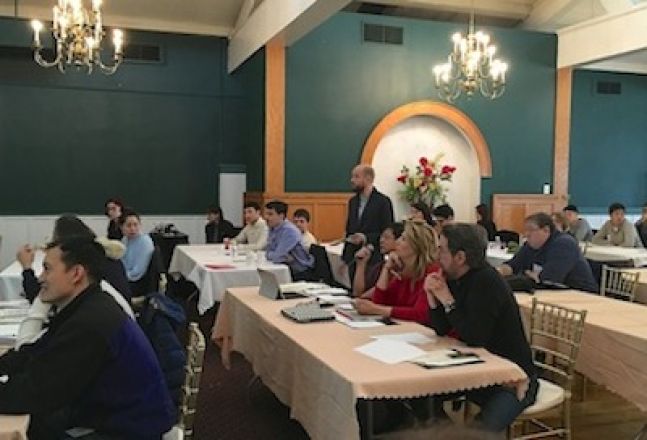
[[362, 23, 403, 45], [123, 43, 163, 63], [596, 81, 621, 95]]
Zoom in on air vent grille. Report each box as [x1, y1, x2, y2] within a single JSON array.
[[596, 81, 621, 95], [362, 23, 403, 45]]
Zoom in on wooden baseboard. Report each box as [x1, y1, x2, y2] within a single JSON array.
[[244, 192, 352, 242]]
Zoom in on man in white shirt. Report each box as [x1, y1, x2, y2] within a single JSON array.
[[234, 202, 268, 250], [293, 209, 317, 251]]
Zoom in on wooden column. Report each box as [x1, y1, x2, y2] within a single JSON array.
[[265, 39, 286, 194], [553, 67, 573, 199]]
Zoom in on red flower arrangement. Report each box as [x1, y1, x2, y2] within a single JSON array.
[[396, 154, 457, 206]]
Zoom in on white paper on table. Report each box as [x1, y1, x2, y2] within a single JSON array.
[[0, 323, 20, 337], [371, 332, 436, 345], [354, 339, 426, 364]]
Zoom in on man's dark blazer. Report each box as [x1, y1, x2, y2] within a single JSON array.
[[342, 187, 394, 264]]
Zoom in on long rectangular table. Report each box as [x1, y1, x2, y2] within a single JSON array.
[[168, 245, 292, 314], [584, 245, 647, 267], [515, 290, 647, 411], [213, 287, 528, 440]]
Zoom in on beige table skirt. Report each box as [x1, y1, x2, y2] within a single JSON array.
[[516, 290, 647, 411], [214, 287, 528, 440], [0, 415, 29, 440]]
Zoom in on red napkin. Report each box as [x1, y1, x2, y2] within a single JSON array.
[[205, 264, 236, 270]]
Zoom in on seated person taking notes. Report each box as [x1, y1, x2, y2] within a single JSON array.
[[264, 200, 314, 281], [498, 213, 598, 292], [354, 221, 440, 325], [234, 202, 269, 250]]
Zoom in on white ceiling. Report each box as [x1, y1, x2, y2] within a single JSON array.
[[1, 0, 645, 73]]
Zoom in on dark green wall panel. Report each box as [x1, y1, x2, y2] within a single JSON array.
[[285, 12, 557, 203], [0, 18, 264, 214], [570, 70, 647, 212]]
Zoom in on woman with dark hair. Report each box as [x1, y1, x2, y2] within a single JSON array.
[[353, 222, 404, 298], [119, 208, 155, 295], [105, 198, 124, 240], [205, 205, 235, 244], [410, 202, 435, 226], [476, 203, 497, 241]]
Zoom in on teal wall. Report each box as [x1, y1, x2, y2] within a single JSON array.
[[570, 70, 647, 213], [0, 18, 263, 214], [285, 12, 557, 203]]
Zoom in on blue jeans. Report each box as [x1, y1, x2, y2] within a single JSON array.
[[467, 375, 539, 432]]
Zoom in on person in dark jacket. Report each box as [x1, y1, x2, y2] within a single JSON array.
[[205, 205, 235, 244], [138, 292, 187, 411], [343, 165, 394, 272], [498, 213, 598, 292], [105, 198, 124, 240], [16, 215, 132, 303], [0, 237, 175, 439]]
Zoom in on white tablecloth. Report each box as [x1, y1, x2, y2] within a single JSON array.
[[323, 243, 351, 288], [584, 245, 647, 266], [168, 245, 292, 314], [0, 252, 44, 301], [486, 247, 513, 267]]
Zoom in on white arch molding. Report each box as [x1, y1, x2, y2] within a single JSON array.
[[361, 101, 492, 223]]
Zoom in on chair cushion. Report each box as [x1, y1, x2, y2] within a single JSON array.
[[522, 378, 565, 415]]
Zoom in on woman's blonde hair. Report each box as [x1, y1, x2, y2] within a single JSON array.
[[402, 220, 438, 280]]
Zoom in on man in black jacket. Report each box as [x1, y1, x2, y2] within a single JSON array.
[[343, 165, 394, 274], [424, 223, 538, 433], [0, 237, 175, 439]]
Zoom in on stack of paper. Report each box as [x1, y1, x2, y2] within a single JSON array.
[[355, 339, 427, 364]]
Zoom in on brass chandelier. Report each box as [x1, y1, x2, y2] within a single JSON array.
[[30, 0, 124, 74], [433, 11, 508, 103]]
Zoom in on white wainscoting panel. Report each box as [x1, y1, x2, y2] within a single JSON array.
[[0, 215, 206, 269]]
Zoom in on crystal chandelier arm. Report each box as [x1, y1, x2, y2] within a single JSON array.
[[33, 42, 64, 69]]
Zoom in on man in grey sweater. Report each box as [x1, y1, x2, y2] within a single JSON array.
[[563, 204, 593, 242], [592, 202, 644, 248]]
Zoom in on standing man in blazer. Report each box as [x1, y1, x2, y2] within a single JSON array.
[[343, 165, 394, 277]]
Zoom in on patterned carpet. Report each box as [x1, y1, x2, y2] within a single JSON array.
[[184, 302, 309, 440]]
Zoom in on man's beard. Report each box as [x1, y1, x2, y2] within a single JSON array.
[[352, 184, 364, 194]]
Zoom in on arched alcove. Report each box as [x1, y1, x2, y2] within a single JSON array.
[[361, 101, 492, 221]]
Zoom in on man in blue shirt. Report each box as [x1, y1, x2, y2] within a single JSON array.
[[264, 200, 315, 280], [498, 212, 598, 292]]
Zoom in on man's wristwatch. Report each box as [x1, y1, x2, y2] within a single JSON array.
[[443, 301, 456, 314]]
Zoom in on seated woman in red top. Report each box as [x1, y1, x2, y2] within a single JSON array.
[[354, 220, 440, 325]]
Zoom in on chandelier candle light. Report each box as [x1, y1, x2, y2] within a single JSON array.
[[31, 0, 124, 74], [433, 11, 507, 102]]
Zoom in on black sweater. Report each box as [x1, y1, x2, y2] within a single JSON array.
[[205, 219, 235, 244], [428, 265, 536, 378]]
